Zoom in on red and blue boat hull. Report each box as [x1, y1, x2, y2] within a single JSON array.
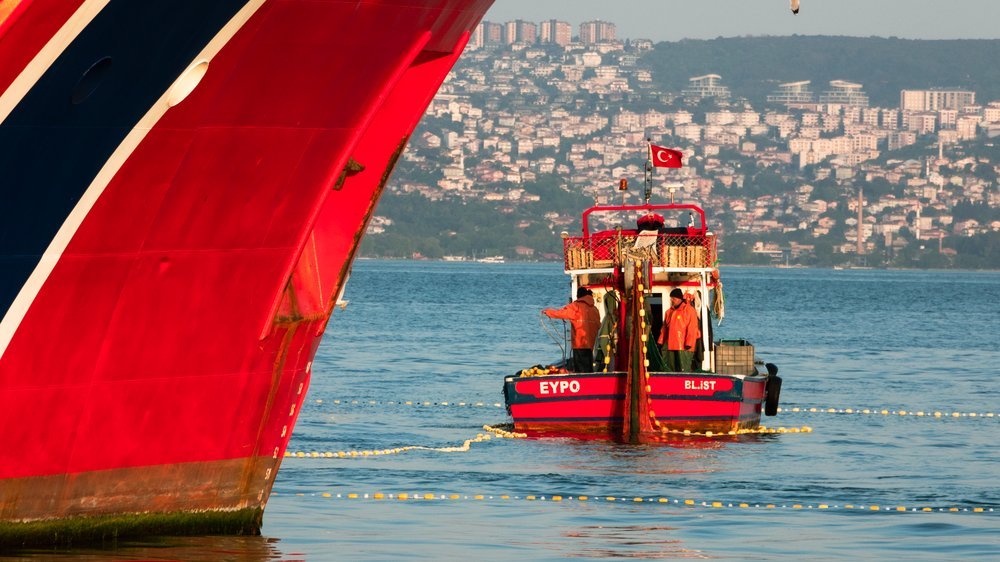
[[504, 372, 767, 439], [0, 0, 492, 544]]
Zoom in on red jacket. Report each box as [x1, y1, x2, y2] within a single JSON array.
[[544, 295, 601, 350], [658, 301, 700, 351]]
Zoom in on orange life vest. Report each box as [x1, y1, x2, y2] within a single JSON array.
[[658, 301, 700, 351], [544, 295, 601, 350]]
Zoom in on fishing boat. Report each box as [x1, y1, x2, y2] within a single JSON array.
[[0, 0, 492, 546], [503, 175, 782, 442]]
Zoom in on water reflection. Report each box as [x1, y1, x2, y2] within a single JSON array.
[[544, 435, 777, 477], [9, 535, 284, 561], [561, 525, 707, 559]]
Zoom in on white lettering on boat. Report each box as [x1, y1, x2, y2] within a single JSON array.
[[684, 380, 717, 391], [539, 380, 581, 395]]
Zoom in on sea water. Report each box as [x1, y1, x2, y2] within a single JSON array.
[[20, 262, 1000, 560]]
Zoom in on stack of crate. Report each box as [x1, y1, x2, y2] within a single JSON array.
[[687, 245, 706, 267], [565, 244, 594, 270], [591, 237, 615, 268], [715, 340, 755, 375], [661, 244, 706, 268]]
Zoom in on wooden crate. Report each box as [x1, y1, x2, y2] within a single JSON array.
[[566, 247, 595, 270], [661, 245, 679, 267], [715, 340, 755, 375], [661, 244, 706, 268]]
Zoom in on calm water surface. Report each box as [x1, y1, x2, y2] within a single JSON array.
[[17, 262, 1000, 560]]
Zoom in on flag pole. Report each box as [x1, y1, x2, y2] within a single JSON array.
[[644, 138, 653, 204]]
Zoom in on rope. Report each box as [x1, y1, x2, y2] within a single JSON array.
[[657, 425, 813, 437], [277, 491, 996, 514], [777, 406, 998, 418], [311, 400, 997, 420], [318, 399, 504, 408], [284, 424, 525, 458], [597, 289, 620, 372], [710, 269, 725, 324], [539, 312, 567, 361]]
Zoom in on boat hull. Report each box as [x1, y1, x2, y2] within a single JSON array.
[[0, 0, 493, 545], [504, 372, 767, 440], [0, 459, 267, 545]]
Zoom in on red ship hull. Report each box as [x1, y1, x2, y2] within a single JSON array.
[[504, 372, 768, 440], [0, 0, 492, 545]]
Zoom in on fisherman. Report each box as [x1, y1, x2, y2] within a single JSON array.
[[658, 288, 700, 372], [543, 287, 601, 373]]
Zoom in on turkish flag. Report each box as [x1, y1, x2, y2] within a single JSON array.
[[650, 144, 683, 168]]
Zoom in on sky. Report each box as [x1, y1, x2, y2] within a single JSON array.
[[483, 0, 1000, 42]]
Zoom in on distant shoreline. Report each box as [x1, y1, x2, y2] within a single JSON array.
[[355, 257, 999, 272]]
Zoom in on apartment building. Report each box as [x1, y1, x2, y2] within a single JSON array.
[[819, 80, 870, 107], [505, 20, 537, 45], [539, 19, 572, 46], [682, 74, 731, 100], [900, 89, 976, 111], [767, 80, 814, 105], [579, 20, 616, 44]]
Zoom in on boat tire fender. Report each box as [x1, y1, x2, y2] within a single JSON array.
[[502, 383, 513, 416], [764, 373, 781, 417]]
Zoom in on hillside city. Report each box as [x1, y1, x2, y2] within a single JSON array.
[[366, 19, 1000, 268]]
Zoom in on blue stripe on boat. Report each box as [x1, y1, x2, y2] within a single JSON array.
[[0, 0, 249, 318]]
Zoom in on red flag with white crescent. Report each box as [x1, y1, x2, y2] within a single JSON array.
[[649, 144, 683, 168]]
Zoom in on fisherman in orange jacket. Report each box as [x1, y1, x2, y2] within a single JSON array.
[[658, 288, 700, 372], [543, 287, 601, 372]]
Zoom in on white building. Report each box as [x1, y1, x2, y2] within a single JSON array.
[[768, 80, 814, 105], [820, 80, 869, 107], [900, 89, 976, 112], [682, 74, 731, 100]]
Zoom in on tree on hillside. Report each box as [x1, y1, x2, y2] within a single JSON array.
[[974, 164, 998, 183], [952, 231, 1000, 269], [644, 37, 1000, 107], [742, 168, 793, 198], [953, 200, 999, 223]]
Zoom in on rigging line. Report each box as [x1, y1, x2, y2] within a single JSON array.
[[778, 406, 997, 418], [317, 399, 503, 408], [310, 399, 996, 419], [284, 424, 525, 458], [284, 422, 814, 459], [539, 311, 567, 360], [277, 491, 996, 514]]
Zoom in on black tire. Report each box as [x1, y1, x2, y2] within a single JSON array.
[[764, 374, 782, 416]]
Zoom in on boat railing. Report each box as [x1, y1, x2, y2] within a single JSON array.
[[563, 231, 716, 270]]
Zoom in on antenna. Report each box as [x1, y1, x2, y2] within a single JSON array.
[[643, 156, 653, 204], [665, 182, 683, 204]]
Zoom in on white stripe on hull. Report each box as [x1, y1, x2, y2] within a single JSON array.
[[0, 0, 110, 126], [0, 0, 267, 360]]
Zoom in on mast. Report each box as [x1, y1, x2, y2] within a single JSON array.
[[644, 138, 654, 204]]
